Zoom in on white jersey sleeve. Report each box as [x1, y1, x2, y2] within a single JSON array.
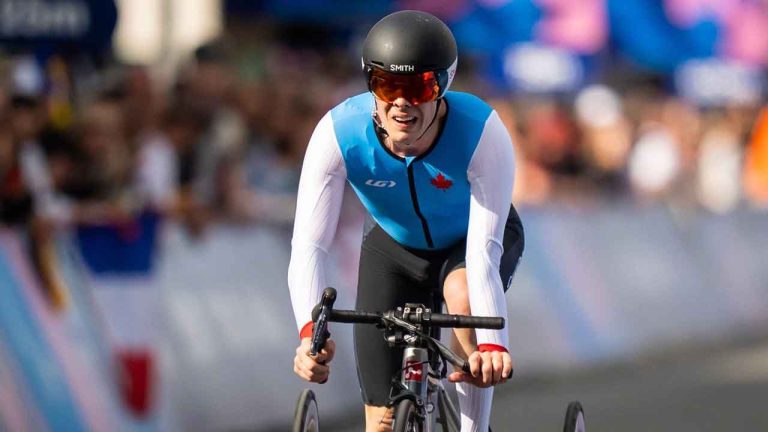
[[288, 112, 349, 334], [466, 110, 516, 348]]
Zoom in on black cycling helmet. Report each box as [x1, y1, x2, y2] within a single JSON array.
[[362, 10, 458, 100]]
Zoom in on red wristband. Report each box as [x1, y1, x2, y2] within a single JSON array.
[[299, 321, 314, 339], [478, 343, 508, 353]]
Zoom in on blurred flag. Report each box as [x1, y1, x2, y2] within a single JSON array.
[[448, 0, 607, 92], [75, 210, 162, 418], [610, 0, 768, 72]]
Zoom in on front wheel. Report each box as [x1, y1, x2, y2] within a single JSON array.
[[393, 399, 423, 432], [293, 389, 320, 432], [562, 401, 585, 432]]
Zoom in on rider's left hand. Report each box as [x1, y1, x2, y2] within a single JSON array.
[[447, 350, 513, 388]]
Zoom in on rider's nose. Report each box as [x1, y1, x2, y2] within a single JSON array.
[[391, 97, 412, 109]]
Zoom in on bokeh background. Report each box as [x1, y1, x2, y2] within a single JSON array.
[[1, 0, 767, 431]]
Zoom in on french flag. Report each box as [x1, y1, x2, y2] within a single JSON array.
[[75, 210, 162, 418]]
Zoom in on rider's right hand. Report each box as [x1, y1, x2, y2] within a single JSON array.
[[293, 337, 336, 383]]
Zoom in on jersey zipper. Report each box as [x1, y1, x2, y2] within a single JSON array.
[[407, 163, 434, 248]]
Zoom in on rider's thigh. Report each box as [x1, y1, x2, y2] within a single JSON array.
[[437, 203, 524, 294]]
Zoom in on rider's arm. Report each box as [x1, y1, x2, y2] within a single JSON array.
[[465, 110, 516, 351], [288, 112, 348, 338]]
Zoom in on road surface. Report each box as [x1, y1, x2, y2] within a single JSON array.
[[304, 337, 768, 432]]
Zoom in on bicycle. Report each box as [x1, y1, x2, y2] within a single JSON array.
[[293, 287, 587, 432]]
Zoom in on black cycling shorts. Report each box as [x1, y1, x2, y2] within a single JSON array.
[[353, 205, 524, 406]]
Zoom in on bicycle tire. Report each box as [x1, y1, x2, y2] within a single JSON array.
[[562, 401, 585, 432], [292, 389, 320, 432], [393, 399, 422, 432]]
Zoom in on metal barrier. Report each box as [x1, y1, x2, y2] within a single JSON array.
[[2, 205, 767, 431]]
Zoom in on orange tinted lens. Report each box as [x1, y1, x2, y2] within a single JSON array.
[[369, 69, 439, 105]]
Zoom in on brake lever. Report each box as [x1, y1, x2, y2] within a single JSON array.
[[310, 288, 336, 356]]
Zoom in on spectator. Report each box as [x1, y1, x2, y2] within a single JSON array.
[[696, 115, 743, 213], [8, 91, 75, 226], [0, 120, 33, 227], [513, 98, 589, 204], [174, 40, 247, 221], [66, 98, 134, 222], [119, 66, 178, 214], [1, 58, 75, 307], [161, 103, 208, 237], [574, 85, 633, 199]]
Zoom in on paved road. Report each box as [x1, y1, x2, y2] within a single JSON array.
[[315, 337, 768, 432]]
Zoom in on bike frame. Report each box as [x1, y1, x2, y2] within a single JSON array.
[[385, 306, 462, 431], [390, 346, 455, 431]]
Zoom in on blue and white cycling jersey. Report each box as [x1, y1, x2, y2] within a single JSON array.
[[331, 92, 491, 249], [288, 91, 515, 348]]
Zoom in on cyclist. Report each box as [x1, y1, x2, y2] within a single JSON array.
[[289, 10, 524, 432]]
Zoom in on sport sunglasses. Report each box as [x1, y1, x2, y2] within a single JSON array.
[[367, 68, 442, 105]]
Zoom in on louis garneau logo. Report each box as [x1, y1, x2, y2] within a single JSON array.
[[365, 179, 396, 188]]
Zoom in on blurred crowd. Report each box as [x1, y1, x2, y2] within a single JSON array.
[[501, 84, 767, 211], [2, 19, 768, 242]]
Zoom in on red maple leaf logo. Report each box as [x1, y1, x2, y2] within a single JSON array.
[[431, 173, 453, 191]]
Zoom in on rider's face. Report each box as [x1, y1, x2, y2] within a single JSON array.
[[375, 97, 439, 147]]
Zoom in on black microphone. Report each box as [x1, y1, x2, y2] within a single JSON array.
[[372, 111, 389, 137]]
